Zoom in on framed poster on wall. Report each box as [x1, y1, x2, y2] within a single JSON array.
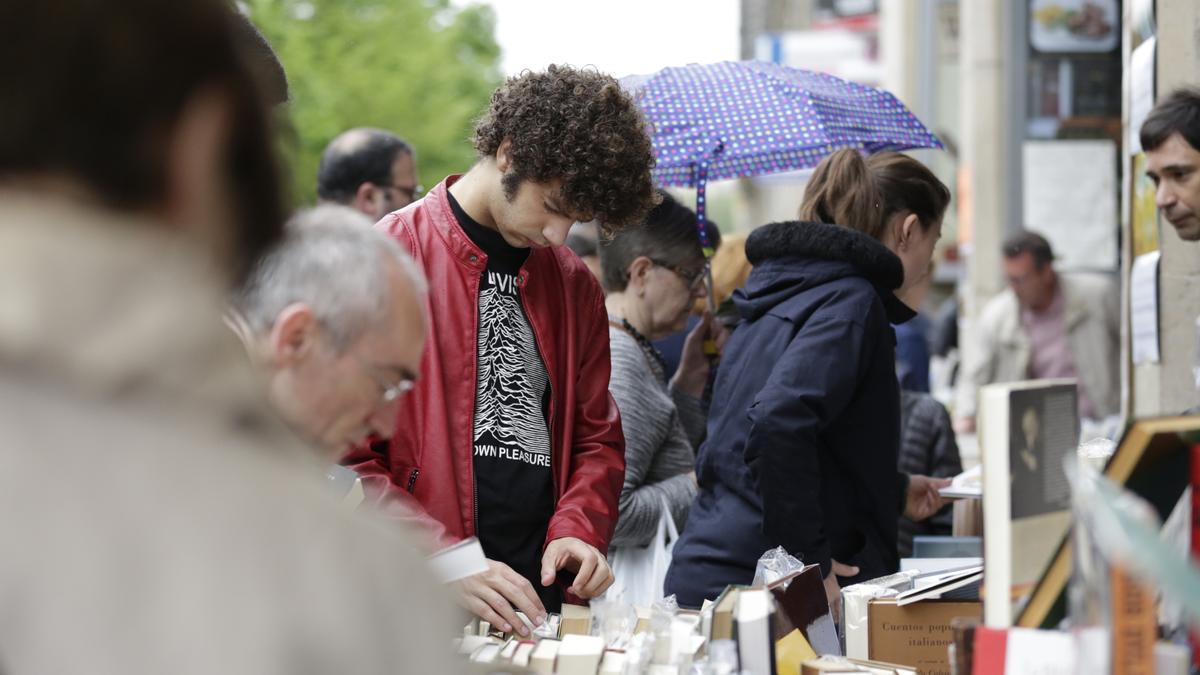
[[1030, 0, 1119, 53]]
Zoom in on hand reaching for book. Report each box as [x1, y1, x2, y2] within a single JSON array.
[[823, 560, 860, 625], [540, 537, 613, 599], [452, 559, 547, 637], [905, 474, 952, 521]]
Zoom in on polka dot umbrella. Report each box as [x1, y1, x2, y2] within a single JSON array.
[[622, 60, 943, 315]]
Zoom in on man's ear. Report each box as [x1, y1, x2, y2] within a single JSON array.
[[269, 303, 319, 367], [495, 138, 513, 173], [353, 182, 380, 215]]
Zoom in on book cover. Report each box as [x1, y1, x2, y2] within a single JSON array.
[[769, 564, 842, 656], [1017, 415, 1199, 629], [868, 599, 981, 674], [979, 379, 1077, 627]]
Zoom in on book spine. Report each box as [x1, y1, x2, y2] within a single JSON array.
[[1110, 566, 1156, 675]]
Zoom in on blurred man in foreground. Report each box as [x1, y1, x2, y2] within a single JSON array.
[[318, 128, 421, 220], [231, 205, 427, 459], [0, 2, 458, 672]]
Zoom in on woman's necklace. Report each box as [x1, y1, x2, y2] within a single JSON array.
[[609, 316, 668, 377]]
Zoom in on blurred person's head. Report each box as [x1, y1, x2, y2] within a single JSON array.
[[1002, 230, 1058, 312], [1141, 87, 1200, 241], [317, 129, 419, 222], [599, 191, 709, 339], [566, 221, 602, 281], [799, 149, 951, 304], [234, 206, 427, 456], [0, 0, 287, 284], [463, 64, 657, 249]]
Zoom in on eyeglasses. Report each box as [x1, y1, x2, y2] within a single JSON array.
[[376, 182, 424, 205], [357, 358, 415, 405], [649, 258, 708, 290]]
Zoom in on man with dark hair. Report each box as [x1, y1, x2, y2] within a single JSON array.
[[1141, 87, 1200, 241], [0, 3, 457, 672], [954, 231, 1118, 432], [343, 64, 657, 632], [317, 128, 420, 221]]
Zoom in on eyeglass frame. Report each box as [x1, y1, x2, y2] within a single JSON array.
[[647, 257, 709, 290], [356, 357, 415, 405], [373, 181, 424, 205]]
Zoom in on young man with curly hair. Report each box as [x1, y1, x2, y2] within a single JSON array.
[[342, 65, 657, 632]]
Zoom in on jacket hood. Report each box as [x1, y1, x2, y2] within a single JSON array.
[[737, 220, 916, 324]]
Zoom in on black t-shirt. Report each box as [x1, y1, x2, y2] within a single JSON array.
[[448, 193, 561, 611]]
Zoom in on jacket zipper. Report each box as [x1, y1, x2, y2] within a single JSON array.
[[406, 468, 420, 493]]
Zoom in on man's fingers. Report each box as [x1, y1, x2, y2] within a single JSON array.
[[475, 584, 525, 636], [497, 572, 546, 623], [570, 552, 598, 596], [539, 548, 561, 587], [831, 560, 860, 577], [578, 559, 611, 598], [465, 596, 512, 636]]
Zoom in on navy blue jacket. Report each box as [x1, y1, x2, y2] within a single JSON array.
[[665, 221, 914, 608]]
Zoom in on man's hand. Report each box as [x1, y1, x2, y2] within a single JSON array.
[[541, 537, 613, 599], [954, 416, 976, 434], [823, 559, 860, 625], [451, 559, 546, 637], [905, 474, 952, 521], [670, 312, 729, 398]]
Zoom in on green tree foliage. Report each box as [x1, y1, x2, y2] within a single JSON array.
[[244, 0, 503, 205]]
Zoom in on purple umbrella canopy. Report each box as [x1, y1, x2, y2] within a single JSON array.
[[622, 60, 944, 188]]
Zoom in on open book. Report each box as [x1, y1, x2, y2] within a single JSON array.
[[939, 465, 982, 499]]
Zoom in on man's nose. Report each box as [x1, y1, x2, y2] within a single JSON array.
[[543, 219, 573, 247], [1157, 182, 1178, 210]]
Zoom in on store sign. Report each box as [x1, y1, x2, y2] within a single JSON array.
[[1030, 0, 1119, 53]]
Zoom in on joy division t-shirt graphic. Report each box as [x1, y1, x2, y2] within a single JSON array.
[[473, 270, 552, 467]]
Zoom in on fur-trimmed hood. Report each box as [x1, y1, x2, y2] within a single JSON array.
[[737, 220, 915, 324]]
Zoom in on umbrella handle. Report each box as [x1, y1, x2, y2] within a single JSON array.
[[703, 266, 718, 357]]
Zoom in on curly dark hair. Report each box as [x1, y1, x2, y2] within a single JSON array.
[[474, 64, 658, 230]]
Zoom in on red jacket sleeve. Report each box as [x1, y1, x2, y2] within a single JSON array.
[[544, 283, 626, 555], [342, 441, 458, 551]]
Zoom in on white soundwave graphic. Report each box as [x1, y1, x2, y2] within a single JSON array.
[[474, 281, 551, 461]]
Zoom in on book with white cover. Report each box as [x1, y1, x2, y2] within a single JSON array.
[[896, 566, 983, 605], [556, 634, 605, 675], [978, 379, 1078, 627], [529, 639, 559, 673], [735, 588, 777, 675]]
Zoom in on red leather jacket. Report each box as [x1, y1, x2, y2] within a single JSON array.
[[342, 176, 626, 557]]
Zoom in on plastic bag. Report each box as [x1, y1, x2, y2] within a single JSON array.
[[606, 496, 678, 607], [752, 546, 805, 587]]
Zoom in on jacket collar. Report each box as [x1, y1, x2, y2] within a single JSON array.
[[744, 220, 916, 324], [421, 175, 548, 284]]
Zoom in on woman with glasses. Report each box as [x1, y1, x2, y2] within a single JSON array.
[[597, 191, 725, 598]]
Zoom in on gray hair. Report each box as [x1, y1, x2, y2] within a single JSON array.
[[235, 204, 426, 351]]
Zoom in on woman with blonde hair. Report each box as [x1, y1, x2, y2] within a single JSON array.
[[666, 150, 952, 614]]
